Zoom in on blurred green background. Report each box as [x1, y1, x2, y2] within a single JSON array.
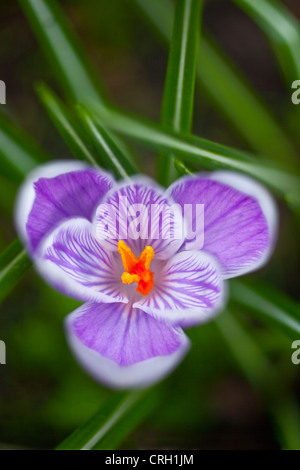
[[0, 0, 300, 449]]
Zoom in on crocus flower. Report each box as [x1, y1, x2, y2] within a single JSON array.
[[15, 162, 277, 388]]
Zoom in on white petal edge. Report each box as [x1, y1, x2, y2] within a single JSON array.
[[65, 306, 190, 389]]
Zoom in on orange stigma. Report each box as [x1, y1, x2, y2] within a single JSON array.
[[118, 241, 155, 296]]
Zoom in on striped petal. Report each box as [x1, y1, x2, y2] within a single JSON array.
[[15, 161, 114, 254], [93, 176, 185, 260], [168, 171, 277, 279], [134, 250, 224, 327], [37, 218, 126, 304], [65, 301, 190, 389]]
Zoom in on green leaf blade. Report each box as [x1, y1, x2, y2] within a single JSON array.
[[0, 239, 32, 304], [19, 0, 105, 105], [157, 0, 202, 184], [216, 310, 300, 449], [91, 106, 300, 205], [232, 0, 300, 83], [36, 82, 102, 167], [56, 389, 157, 450], [231, 280, 300, 339], [0, 113, 48, 182], [161, 0, 202, 133], [77, 105, 138, 179]]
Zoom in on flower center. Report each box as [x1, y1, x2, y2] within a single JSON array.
[[118, 240, 155, 296]]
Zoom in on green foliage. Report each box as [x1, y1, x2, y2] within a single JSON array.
[[231, 280, 300, 339], [157, 0, 202, 184], [216, 311, 300, 450], [132, 0, 299, 168], [19, 0, 104, 105], [57, 389, 159, 450], [91, 107, 300, 205], [76, 105, 138, 178], [36, 82, 101, 166], [0, 0, 298, 450], [0, 239, 31, 303], [0, 113, 48, 182], [233, 0, 300, 84]]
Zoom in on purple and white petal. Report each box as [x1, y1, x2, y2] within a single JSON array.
[[168, 171, 278, 279], [93, 176, 185, 259], [15, 161, 114, 254], [134, 250, 225, 327], [65, 301, 190, 389], [36, 218, 127, 304]]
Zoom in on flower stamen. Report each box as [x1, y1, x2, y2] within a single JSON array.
[[118, 241, 155, 296]]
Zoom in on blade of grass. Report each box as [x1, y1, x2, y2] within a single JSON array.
[[132, 0, 299, 169], [76, 105, 138, 179], [216, 310, 278, 389], [0, 239, 32, 303], [92, 389, 158, 450], [216, 310, 300, 449], [56, 389, 158, 450], [37, 83, 138, 179], [0, 176, 18, 215], [232, 0, 300, 147], [19, 0, 105, 105], [36, 82, 100, 166], [0, 113, 49, 182], [197, 36, 299, 169], [231, 280, 300, 339], [91, 105, 300, 205], [157, 0, 202, 184], [232, 0, 300, 84], [174, 158, 194, 176]]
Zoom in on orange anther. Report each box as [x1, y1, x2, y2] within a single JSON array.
[[118, 241, 155, 296]]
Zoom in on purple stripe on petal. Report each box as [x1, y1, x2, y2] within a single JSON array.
[[93, 176, 185, 259], [134, 250, 224, 327], [65, 302, 190, 389], [37, 218, 126, 304], [15, 162, 114, 253], [168, 171, 277, 279]]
